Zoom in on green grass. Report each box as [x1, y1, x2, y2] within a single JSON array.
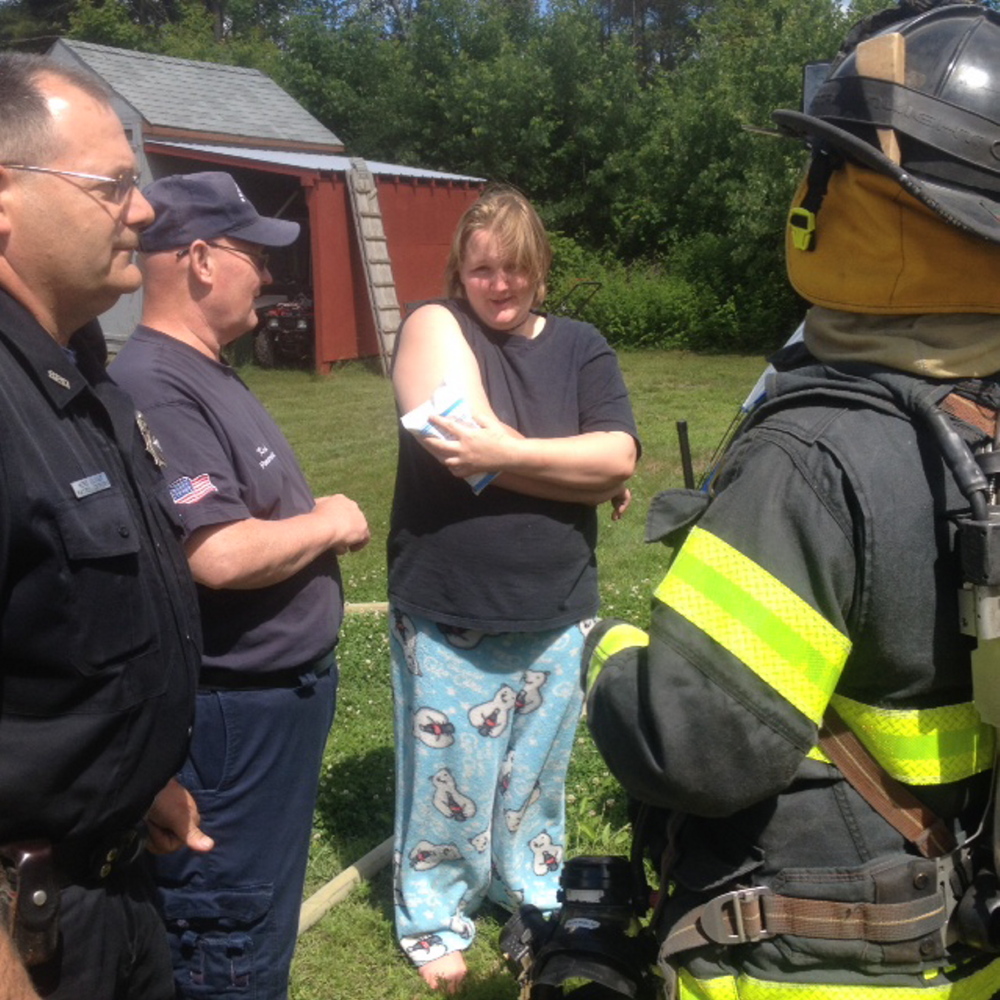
[[238, 349, 767, 999]]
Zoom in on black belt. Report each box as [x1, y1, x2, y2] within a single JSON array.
[[0, 826, 147, 966], [198, 650, 336, 692], [3, 826, 149, 887]]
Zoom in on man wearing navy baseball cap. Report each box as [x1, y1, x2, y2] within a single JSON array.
[[139, 170, 301, 253], [112, 172, 370, 1000]]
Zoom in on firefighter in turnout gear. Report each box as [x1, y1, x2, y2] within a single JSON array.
[[582, 3, 1000, 998]]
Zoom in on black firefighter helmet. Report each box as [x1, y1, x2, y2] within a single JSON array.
[[773, 1, 1000, 245]]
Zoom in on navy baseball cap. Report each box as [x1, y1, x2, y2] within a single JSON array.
[[140, 171, 300, 252]]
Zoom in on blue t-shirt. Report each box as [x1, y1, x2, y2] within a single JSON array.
[[388, 299, 639, 632], [111, 326, 342, 674]]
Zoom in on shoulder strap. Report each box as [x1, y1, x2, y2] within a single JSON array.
[[818, 705, 956, 858]]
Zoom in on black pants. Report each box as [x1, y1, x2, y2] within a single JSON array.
[[31, 863, 174, 1000]]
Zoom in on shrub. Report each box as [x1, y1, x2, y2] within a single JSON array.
[[548, 230, 800, 354], [548, 232, 738, 351], [669, 231, 802, 353]]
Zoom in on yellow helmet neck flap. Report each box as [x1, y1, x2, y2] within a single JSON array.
[[787, 162, 1000, 316]]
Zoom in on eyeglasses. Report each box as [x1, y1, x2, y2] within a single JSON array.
[[1, 164, 141, 203], [177, 242, 270, 273]]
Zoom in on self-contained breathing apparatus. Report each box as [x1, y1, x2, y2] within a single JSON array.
[[500, 378, 1000, 1000], [500, 854, 656, 1000], [502, 3, 1000, 996], [951, 393, 1000, 952]]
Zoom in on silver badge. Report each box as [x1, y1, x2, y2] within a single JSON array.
[[136, 411, 166, 468], [47, 369, 71, 389]]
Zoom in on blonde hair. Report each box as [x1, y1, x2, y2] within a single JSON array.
[[445, 186, 552, 308]]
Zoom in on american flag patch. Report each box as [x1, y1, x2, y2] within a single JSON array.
[[169, 473, 218, 505]]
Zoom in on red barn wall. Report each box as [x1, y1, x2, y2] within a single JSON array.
[[305, 173, 377, 368], [313, 175, 482, 369], [377, 179, 484, 317]]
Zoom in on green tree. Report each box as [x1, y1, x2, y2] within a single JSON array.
[[279, 0, 644, 247], [605, 0, 853, 347], [64, 0, 298, 47], [0, 0, 82, 47], [67, 0, 282, 67], [278, 13, 415, 158], [521, 4, 645, 243], [597, 0, 711, 72], [52, 0, 990, 351], [66, 0, 152, 48]]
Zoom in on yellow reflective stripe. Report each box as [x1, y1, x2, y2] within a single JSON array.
[[806, 700, 994, 784], [828, 695, 995, 786], [586, 623, 649, 691], [655, 526, 851, 725], [678, 955, 1000, 999]]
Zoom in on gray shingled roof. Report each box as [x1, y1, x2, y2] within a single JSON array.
[[53, 39, 342, 149]]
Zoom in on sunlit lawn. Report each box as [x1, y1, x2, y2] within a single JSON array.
[[238, 348, 768, 999]]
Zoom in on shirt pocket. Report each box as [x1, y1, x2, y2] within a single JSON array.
[[52, 490, 153, 673], [56, 489, 140, 560]]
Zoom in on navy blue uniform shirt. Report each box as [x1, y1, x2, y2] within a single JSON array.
[[111, 326, 341, 675], [0, 290, 200, 844]]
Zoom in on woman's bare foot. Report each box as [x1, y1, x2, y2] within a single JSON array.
[[419, 951, 467, 994]]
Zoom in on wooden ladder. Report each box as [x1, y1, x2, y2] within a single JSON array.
[[347, 158, 400, 375]]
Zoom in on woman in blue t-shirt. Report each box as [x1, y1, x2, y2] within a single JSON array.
[[387, 186, 639, 993]]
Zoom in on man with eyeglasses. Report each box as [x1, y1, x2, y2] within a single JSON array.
[[110, 171, 370, 1000], [0, 53, 211, 1000]]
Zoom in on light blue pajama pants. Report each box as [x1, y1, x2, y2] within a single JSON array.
[[389, 607, 587, 966]]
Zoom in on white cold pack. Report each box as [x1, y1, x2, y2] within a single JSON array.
[[400, 383, 498, 494]]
